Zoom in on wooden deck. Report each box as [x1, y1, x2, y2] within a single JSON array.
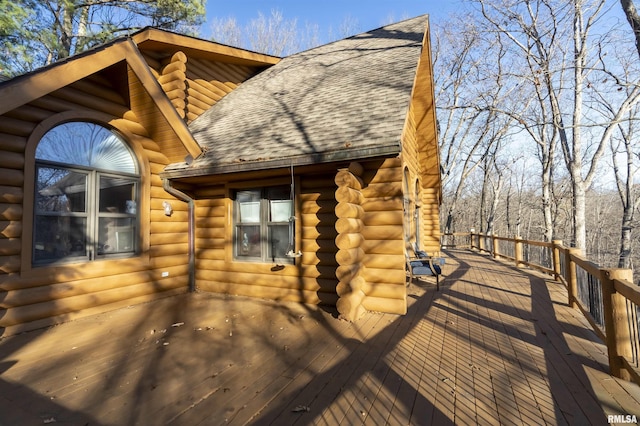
[[1, 249, 640, 425]]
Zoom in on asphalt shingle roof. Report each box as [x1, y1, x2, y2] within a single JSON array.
[[179, 15, 429, 175]]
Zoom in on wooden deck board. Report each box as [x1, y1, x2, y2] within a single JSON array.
[[1, 249, 640, 425]]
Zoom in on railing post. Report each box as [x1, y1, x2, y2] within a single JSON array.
[[492, 234, 500, 259], [478, 233, 485, 253], [601, 268, 634, 381], [565, 248, 581, 308], [552, 240, 563, 281], [470, 231, 476, 251], [514, 236, 523, 268]]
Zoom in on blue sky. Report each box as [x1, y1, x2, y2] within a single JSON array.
[[202, 0, 464, 40]]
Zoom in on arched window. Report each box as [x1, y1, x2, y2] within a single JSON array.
[[33, 122, 140, 265]]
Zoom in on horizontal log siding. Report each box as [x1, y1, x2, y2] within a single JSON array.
[[193, 163, 407, 317], [360, 158, 406, 315], [0, 112, 31, 276], [0, 74, 190, 334], [194, 173, 339, 306], [402, 101, 441, 255], [421, 189, 441, 254], [402, 109, 421, 175], [141, 50, 259, 124], [184, 58, 256, 123]]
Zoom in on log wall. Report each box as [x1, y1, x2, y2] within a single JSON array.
[[190, 160, 407, 319], [402, 100, 442, 255], [334, 163, 367, 321], [0, 71, 190, 336], [141, 50, 260, 123], [194, 173, 339, 306], [360, 158, 407, 315]]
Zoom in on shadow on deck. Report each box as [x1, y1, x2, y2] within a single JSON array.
[[1, 249, 639, 425]]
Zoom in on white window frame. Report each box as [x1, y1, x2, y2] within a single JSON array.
[[234, 185, 294, 264]]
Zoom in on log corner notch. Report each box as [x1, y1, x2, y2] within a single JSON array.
[[159, 51, 188, 120], [335, 162, 367, 321]]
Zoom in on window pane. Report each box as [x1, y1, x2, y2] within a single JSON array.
[[36, 122, 136, 173], [98, 217, 135, 254], [234, 186, 294, 263], [239, 201, 260, 223], [236, 225, 261, 258], [237, 190, 261, 223], [270, 200, 292, 222], [268, 224, 290, 259], [33, 216, 87, 262], [35, 167, 87, 213], [237, 190, 261, 203], [267, 186, 289, 200], [99, 176, 137, 213]]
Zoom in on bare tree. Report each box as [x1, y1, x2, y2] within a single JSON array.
[[327, 15, 362, 41], [481, 142, 507, 235], [472, 0, 640, 251], [609, 104, 640, 268], [468, 0, 567, 243], [620, 0, 640, 57], [505, 157, 530, 237], [433, 15, 518, 235], [209, 9, 320, 56]]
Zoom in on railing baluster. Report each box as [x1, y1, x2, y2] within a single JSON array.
[[553, 240, 563, 281], [440, 231, 638, 384], [515, 236, 523, 268], [602, 268, 634, 381], [566, 248, 581, 309]]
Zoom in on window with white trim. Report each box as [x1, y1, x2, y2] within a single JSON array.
[[234, 186, 294, 263], [33, 122, 140, 265]]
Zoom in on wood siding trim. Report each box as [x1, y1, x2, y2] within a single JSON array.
[[124, 44, 202, 160], [0, 41, 138, 116], [400, 18, 442, 255], [410, 20, 442, 195], [131, 28, 280, 67]]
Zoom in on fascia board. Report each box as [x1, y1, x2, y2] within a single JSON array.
[[0, 40, 134, 116], [124, 41, 203, 159], [132, 28, 280, 66]]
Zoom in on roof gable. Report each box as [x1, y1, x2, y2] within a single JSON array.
[[168, 15, 431, 177], [0, 40, 135, 116], [0, 38, 203, 160], [0, 29, 281, 162]]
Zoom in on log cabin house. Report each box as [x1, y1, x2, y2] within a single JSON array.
[[0, 15, 441, 335]]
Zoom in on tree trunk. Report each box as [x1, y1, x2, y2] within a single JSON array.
[[572, 176, 587, 249], [541, 149, 555, 243], [620, 0, 640, 59], [486, 174, 503, 235], [60, 2, 75, 59], [619, 210, 633, 268]]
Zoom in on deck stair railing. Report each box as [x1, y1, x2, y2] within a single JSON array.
[[442, 232, 640, 385]]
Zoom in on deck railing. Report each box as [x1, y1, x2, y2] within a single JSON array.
[[444, 232, 640, 385]]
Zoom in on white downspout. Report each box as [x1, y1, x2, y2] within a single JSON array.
[[162, 178, 196, 292]]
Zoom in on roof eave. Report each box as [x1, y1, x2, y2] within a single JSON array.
[[131, 28, 281, 66], [0, 39, 134, 115], [160, 143, 401, 180]]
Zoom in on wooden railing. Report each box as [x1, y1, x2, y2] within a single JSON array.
[[442, 232, 640, 385]]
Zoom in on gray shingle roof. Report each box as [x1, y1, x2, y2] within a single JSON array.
[[175, 15, 429, 175]]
